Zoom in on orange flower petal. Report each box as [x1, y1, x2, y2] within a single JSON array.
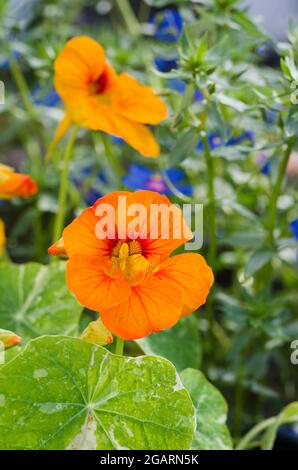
[[83, 107, 160, 157], [125, 190, 192, 262], [116, 73, 168, 124], [66, 254, 131, 311], [0, 165, 38, 199], [63, 207, 110, 259], [155, 253, 214, 316], [111, 116, 160, 157], [101, 276, 182, 340], [63, 192, 131, 258], [48, 237, 67, 257], [54, 36, 106, 103]]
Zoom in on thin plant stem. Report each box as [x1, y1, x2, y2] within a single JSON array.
[[52, 126, 77, 245], [99, 133, 124, 185], [236, 417, 275, 450], [8, 47, 48, 159], [236, 415, 298, 450], [267, 139, 294, 246], [115, 336, 124, 356], [115, 0, 140, 36], [202, 133, 217, 268], [8, 52, 36, 120], [201, 130, 217, 335], [233, 352, 245, 439], [161, 170, 193, 203]]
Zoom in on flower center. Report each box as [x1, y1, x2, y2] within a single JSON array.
[[88, 69, 109, 96], [111, 240, 150, 282], [147, 173, 167, 193]]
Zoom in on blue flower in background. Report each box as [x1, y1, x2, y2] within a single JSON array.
[[153, 9, 183, 42], [169, 79, 204, 102], [154, 56, 178, 73], [290, 219, 298, 243], [197, 134, 224, 151], [197, 132, 255, 152], [265, 108, 278, 125], [122, 164, 192, 196], [258, 153, 272, 175], [227, 131, 255, 145], [261, 160, 271, 175], [31, 88, 60, 107], [0, 50, 21, 71]]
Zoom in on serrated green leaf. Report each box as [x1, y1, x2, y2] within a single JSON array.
[[0, 336, 196, 450], [0, 263, 82, 343], [181, 368, 232, 450], [137, 316, 201, 372]]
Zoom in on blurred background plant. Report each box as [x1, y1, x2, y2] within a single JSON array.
[[0, 0, 297, 449]]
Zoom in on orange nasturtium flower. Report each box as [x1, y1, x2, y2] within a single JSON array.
[[0, 164, 38, 199], [52, 36, 167, 157], [49, 190, 214, 340]]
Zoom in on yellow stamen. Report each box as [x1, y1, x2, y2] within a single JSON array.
[[118, 242, 129, 271]]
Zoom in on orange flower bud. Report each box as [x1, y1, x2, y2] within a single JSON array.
[[48, 237, 68, 257], [0, 329, 22, 349], [0, 164, 38, 199], [80, 319, 113, 346]]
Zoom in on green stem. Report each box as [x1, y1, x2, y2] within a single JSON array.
[[115, 336, 124, 356], [8, 51, 36, 119], [100, 133, 124, 186], [52, 126, 77, 244], [115, 0, 140, 36], [237, 415, 298, 450], [236, 417, 275, 450], [267, 139, 294, 247], [161, 170, 192, 203], [202, 133, 217, 267], [8, 47, 48, 159], [199, 106, 217, 340], [233, 352, 245, 439]]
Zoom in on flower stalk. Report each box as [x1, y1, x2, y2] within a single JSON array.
[[267, 138, 295, 246], [115, 336, 124, 356], [52, 126, 77, 245]]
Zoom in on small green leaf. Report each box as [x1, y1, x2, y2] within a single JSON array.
[[0, 262, 82, 343], [217, 93, 248, 112], [138, 316, 202, 372], [181, 368, 232, 450], [245, 250, 274, 278], [0, 336, 195, 450], [169, 128, 199, 164]]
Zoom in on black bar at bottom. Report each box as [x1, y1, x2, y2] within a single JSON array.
[[0, 449, 295, 466]]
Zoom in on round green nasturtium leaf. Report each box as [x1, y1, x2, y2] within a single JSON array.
[[137, 316, 201, 372], [0, 336, 195, 450], [180, 368, 232, 450], [0, 263, 82, 344]]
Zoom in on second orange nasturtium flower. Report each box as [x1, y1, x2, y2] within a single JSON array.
[[0, 164, 38, 199], [49, 190, 214, 340], [53, 36, 167, 157]]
